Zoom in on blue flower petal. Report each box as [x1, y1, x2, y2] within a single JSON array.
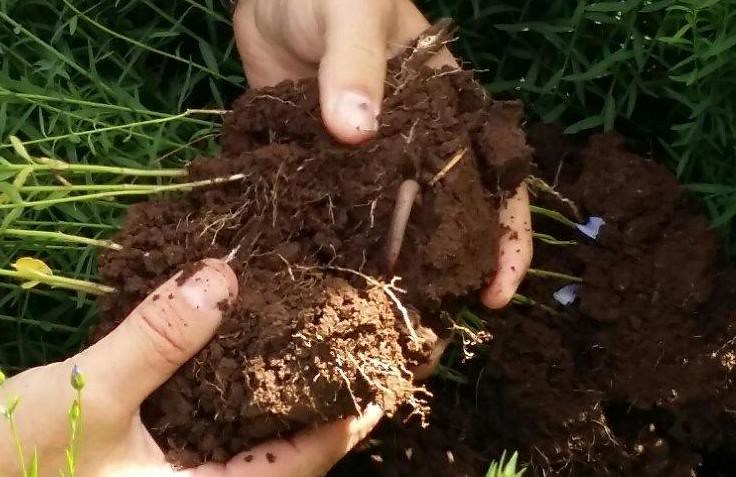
[[553, 283, 581, 306], [575, 216, 606, 240]]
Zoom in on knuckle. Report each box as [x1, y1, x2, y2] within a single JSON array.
[[130, 305, 188, 369]]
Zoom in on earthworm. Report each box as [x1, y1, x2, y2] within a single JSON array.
[[385, 179, 421, 273]]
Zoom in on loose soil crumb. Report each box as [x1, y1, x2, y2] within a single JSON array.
[[96, 25, 529, 466], [331, 127, 736, 476]]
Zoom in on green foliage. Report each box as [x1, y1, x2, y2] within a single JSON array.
[[420, 0, 736, 253], [0, 0, 243, 369], [485, 450, 527, 477]]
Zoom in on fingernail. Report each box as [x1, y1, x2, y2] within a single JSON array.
[[179, 259, 238, 312], [332, 90, 379, 133]]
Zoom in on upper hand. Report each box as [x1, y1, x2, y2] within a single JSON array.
[[234, 0, 532, 309], [0, 259, 381, 477]]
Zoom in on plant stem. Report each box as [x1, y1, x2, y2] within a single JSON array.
[[12, 220, 119, 230], [533, 232, 578, 246], [527, 268, 583, 283], [0, 174, 246, 210], [2, 229, 122, 250], [8, 413, 26, 477], [0, 162, 186, 177], [530, 205, 577, 228], [0, 269, 115, 295], [512, 293, 559, 316], [20, 184, 169, 192], [67, 389, 83, 477]]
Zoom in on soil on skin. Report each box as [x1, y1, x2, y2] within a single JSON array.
[[330, 127, 736, 477], [96, 48, 530, 464]]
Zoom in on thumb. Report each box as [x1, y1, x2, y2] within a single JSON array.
[[317, 0, 395, 145], [78, 259, 238, 414]]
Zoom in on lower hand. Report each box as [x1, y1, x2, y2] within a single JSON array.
[[0, 259, 381, 477]]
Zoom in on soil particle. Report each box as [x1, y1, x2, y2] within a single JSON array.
[[96, 28, 529, 466]]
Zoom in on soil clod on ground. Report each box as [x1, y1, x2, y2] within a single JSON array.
[[330, 127, 736, 477]]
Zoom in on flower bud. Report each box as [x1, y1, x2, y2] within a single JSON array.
[[71, 365, 86, 391]]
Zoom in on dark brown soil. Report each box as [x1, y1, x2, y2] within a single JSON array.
[[96, 28, 530, 466], [330, 127, 736, 477]]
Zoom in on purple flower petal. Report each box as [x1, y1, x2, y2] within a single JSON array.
[[553, 284, 581, 306], [575, 216, 606, 240]]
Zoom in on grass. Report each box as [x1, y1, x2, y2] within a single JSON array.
[[485, 451, 527, 477], [0, 0, 733, 377], [421, 0, 736, 252]]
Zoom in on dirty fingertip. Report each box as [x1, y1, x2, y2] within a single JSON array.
[[323, 89, 380, 145], [178, 259, 239, 312]]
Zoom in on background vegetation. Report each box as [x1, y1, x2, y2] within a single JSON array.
[[0, 0, 734, 370]]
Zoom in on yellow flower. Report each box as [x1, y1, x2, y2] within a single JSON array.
[[12, 257, 53, 289]]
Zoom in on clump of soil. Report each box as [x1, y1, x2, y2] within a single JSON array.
[[331, 127, 736, 477], [96, 24, 530, 466]]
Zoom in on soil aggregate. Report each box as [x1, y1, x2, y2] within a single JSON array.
[[96, 24, 529, 467]]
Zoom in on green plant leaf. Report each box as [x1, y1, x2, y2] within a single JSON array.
[[564, 115, 603, 134], [198, 40, 220, 75], [28, 448, 39, 477], [0, 181, 23, 204], [9, 136, 33, 163], [586, 0, 642, 13], [1, 207, 24, 232], [603, 91, 616, 131], [563, 49, 635, 81]]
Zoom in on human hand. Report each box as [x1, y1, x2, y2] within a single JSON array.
[[233, 0, 532, 310], [0, 259, 382, 477]]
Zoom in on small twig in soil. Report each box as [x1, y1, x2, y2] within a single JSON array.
[[428, 148, 468, 187], [450, 323, 491, 360], [223, 244, 242, 264], [388, 19, 457, 94], [396, 18, 456, 73], [385, 179, 421, 273], [247, 95, 296, 107], [271, 162, 285, 227], [525, 175, 583, 222]]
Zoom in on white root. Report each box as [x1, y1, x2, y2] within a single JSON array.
[[385, 179, 421, 273]]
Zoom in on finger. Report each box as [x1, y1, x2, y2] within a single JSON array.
[[412, 336, 451, 381], [482, 185, 533, 309], [390, 0, 457, 69], [189, 404, 383, 477], [317, 0, 396, 144], [77, 259, 238, 415], [233, 0, 318, 88]]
